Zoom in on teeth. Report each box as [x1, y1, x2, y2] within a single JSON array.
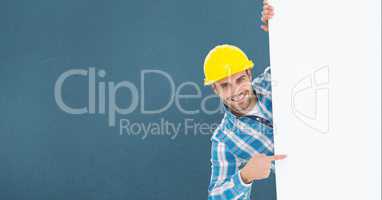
[[231, 92, 246, 102]]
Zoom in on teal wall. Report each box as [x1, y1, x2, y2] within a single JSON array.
[[0, 0, 273, 199]]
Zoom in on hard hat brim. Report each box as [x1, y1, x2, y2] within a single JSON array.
[[204, 63, 254, 86]]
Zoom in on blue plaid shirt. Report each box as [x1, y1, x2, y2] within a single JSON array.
[[208, 67, 274, 200]]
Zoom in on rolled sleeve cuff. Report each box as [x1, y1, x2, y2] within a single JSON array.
[[232, 170, 252, 194]]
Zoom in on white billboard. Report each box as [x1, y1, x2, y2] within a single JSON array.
[[269, 0, 381, 199]]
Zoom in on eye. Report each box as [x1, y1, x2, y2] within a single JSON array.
[[237, 76, 247, 84], [220, 83, 228, 89]]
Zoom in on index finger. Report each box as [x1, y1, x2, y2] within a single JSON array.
[[268, 154, 287, 161]]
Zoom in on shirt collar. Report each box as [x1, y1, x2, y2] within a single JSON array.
[[223, 104, 237, 123]]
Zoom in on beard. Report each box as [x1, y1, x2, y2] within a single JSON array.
[[225, 90, 255, 115]]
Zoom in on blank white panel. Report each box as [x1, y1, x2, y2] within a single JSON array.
[[269, 0, 381, 199]]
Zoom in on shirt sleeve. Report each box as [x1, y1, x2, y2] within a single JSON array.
[[252, 66, 273, 95], [208, 139, 252, 199]]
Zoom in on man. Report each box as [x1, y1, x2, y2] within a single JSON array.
[[205, 2, 286, 199]]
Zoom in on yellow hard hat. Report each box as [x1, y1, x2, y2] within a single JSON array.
[[203, 44, 254, 85]]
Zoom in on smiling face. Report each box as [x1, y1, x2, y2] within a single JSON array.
[[212, 69, 256, 116]]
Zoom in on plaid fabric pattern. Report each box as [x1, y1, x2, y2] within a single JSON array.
[[208, 67, 275, 200]]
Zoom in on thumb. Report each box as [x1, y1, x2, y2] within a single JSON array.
[[268, 154, 287, 161]]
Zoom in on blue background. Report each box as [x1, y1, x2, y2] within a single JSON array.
[[0, 0, 273, 199]]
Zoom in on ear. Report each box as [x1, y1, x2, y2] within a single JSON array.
[[211, 83, 219, 95]]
